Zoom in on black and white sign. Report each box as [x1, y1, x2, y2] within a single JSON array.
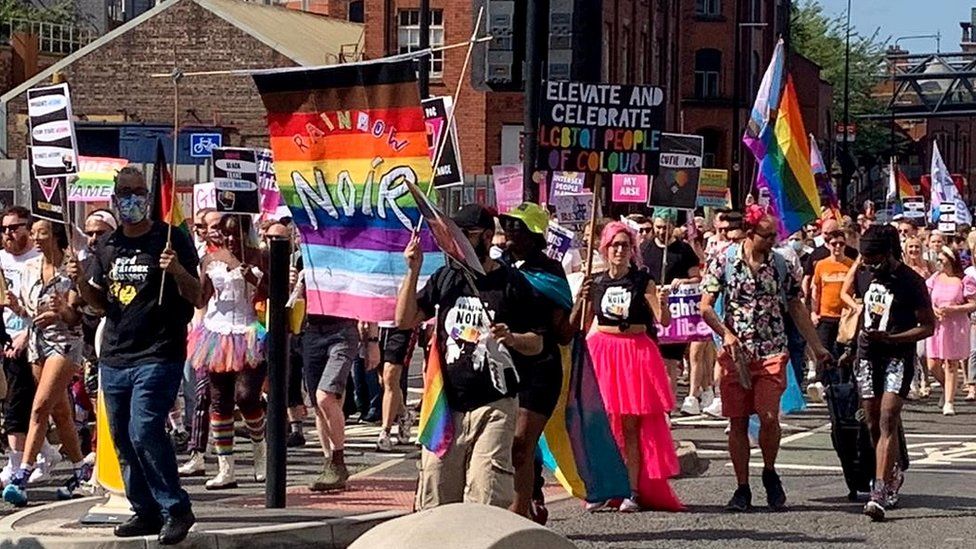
[[938, 203, 957, 234], [28, 166, 66, 223], [648, 133, 704, 210], [212, 147, 261, 214], [903, 196, 926, 220], [538, 81, 665, 175], [27, 83, 79, 180], [423, 96, 464, 188]]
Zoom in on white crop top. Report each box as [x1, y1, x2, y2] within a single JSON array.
[[202, 260, 258, 334]]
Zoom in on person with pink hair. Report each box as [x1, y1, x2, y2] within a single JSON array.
[[570, 221, 683, 512]]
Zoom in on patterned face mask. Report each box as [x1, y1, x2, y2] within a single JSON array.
[[115, 194, 149, 225]]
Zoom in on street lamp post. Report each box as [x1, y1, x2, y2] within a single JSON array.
[[841, 0, 851, 210]]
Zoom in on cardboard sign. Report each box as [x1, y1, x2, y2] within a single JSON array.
[[611, 174, 648, 203], [538, 81, 665, 175], [902, 196, 926, 219], [697, 168, 731, 208], [491, 164, 523, 214], [27, 83, 79, 180], [423, 96, 465, 188], [545, 223, 575, 262], [68, 156, 129, 202], [649, 133, 703, 210], [212, 147, 261, 213], [553, 192, 594, 227], [938, 202, 957, 234], [256, 148, 281, 215], [550, 171, 585, 196], [194, 182, 216, 212], [656, 284, 712, 344], [29, 166, 66, 223]]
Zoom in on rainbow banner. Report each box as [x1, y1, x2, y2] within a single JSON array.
[[744, 40, 821, 235], [417, 329, 454, 457], [68, 156, 128, 202], [253, 58, 444, 322]]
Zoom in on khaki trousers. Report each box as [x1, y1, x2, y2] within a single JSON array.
[[415, 396, 517, 510]]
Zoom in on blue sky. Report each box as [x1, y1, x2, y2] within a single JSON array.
[[815, 0, 972, 52]]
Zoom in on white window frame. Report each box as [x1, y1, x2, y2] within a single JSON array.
[[397, 10, 445, 79]]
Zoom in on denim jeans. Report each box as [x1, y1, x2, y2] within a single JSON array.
[[100, 361, 192, 519], [351, 357, 382, 419]]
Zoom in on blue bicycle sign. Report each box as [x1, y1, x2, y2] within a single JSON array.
[[190, 133, 223, 158]]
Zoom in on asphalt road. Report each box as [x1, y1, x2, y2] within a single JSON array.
[[549, 396, 976, 549]]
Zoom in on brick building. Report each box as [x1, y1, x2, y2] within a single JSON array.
[[1, 0, 361, 171]]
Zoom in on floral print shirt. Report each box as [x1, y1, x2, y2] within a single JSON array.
[[702, 243, 800, 359]]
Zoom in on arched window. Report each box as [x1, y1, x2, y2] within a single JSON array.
[[695, 49, 721, 99]]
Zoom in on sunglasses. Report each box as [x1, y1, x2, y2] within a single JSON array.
[[829, 241, 845, 247], [1, 223, 26, 233], [116, 187, 148, 198], [85, 229, 107, 238], [638, 227, 653, 234]]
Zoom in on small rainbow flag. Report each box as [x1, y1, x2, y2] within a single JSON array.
[[417, 329, 453, 457], [744, 40, 821, 235]]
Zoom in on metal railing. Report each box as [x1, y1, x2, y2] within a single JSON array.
[[1, 18, 96, 55]]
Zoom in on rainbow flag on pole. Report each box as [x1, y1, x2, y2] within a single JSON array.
[[810, 135, 841, 220], [744, 40, 821, 235], [417, 329, 453, 457], [253, 57, 444, 322]]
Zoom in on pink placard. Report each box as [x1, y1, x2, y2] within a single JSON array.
[[492, 164, 524, 214], [611, 174, 648, 203]]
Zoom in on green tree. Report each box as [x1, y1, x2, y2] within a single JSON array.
[[0, 0, 77, 25], [791, 0, 890, 167]]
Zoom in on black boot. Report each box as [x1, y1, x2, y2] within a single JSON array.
[[158, 510, 196, 545], [114, 513, 163, 537]]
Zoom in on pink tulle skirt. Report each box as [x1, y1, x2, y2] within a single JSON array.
[[186, 323, 266, 373], [587, 330, 684, 511]]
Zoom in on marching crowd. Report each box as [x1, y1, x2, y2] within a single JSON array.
[[0, 167, 967, 545]]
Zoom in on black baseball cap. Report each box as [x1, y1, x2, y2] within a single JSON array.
[[452, 204, 495, 231]]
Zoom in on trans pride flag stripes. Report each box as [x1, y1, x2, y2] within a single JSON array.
[[253, 58, 443, 322], [744, 39, 821, 235]]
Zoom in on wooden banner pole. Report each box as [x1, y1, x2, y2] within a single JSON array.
[[159, 71, 182, 305], [578, 174, 603, 330]]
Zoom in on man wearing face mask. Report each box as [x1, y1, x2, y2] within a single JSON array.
[[397, 204, 545, 510], [69, 167, 200, 545]]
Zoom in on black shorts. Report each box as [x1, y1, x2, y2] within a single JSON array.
[[3, 352, 36, 435], [517, 355, 563, 418], [659, 343, 688, 362], [380, 327, 417, 366], [855, 354, 914, 399]]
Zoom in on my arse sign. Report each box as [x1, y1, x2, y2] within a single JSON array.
[[538, 81, 666, 175]]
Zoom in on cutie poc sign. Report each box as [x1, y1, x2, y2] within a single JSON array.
[[538, 81, 665, 175]]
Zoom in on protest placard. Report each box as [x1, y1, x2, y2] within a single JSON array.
[[212, 147, 261, 214], [29, 167, 66, 223], [492, 164, 523, 214], [538, 81, 665, 175], [553, 192, 594, 227], [611, 174, 649, 203], [696, 168, 731, 208], [256, 148, 281, 216], [902, 196, 926, 220], [656, 283, 712, 344], [194, 182, 216, 212], [545, 223, 575, 262], [649, 133, 703, 210], [67, 156, 129, 202], [423, 96, 464, 188], [550, 171, 585, 196], [939, 203, 957, 234], [27, 83, 79, 180]]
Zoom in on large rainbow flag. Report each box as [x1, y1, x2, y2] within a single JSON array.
[[744, 40, 821, 235], [253, 58, 444, 322]]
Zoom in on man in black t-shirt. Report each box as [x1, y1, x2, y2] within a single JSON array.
[[640, 213, 701, 412], [396, 204, 544, 511], [853, 226, 934, 523], [71, 168, 200, 545]]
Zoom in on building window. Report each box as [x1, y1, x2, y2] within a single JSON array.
[[348, 1, 364, 23], [696, 0, 721, 17], [749, 0, 763, 23], [694, 49, 721, 98], [397, 10, 445, 78], [699, 129, 722, 168]]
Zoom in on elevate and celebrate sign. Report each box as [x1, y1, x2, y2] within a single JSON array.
[[537, 81, 665, 175]]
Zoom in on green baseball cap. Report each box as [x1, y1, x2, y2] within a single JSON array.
[[500, 202, 549, 235]]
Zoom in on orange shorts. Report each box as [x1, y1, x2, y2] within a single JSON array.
[[718, 352, 787, 419]]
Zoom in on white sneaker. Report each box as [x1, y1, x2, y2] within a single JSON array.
[[178, 451, 206, 477], [680, 396, 701, 416], [376, 430, 395, 452], [699, 389, 715, 410], [205, 455, 238, 490], [806, 382, 825, 404], [703, 396, 724, 418], [619, 497, 641, 512], [30, 444, 63, 484], [0, 454, 19, 486], [943, 402, 956, 416]]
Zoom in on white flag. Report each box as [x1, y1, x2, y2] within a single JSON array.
[[886, 158, 897, 203], [930, 142, 972, 226]]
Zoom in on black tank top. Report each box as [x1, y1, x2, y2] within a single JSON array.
[[591, 268, 655, 329]]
